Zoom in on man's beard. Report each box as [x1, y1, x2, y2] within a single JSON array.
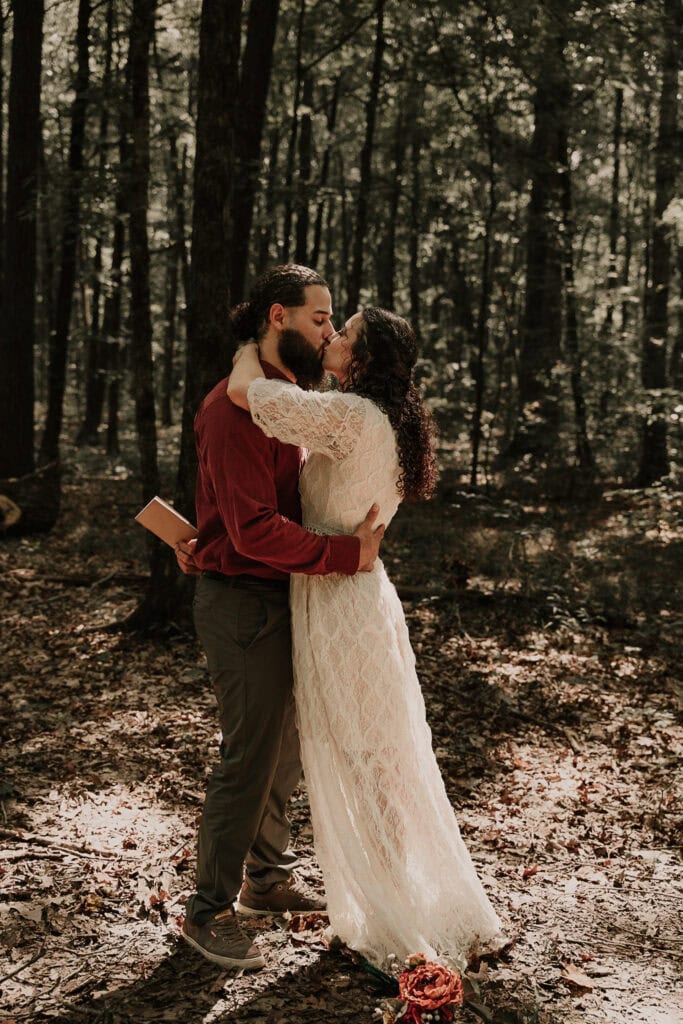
[[278, 328, 326, 389]]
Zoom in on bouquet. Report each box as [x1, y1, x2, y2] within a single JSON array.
[[377, 953, 465, 1024]]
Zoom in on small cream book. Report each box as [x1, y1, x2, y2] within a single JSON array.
[[135, 495, 198, 548]]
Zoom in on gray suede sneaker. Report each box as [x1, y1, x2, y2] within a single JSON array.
[[236, 875, 327, 918], [181, 907, 265, 969]]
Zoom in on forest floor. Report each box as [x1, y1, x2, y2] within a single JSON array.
[[1, 432, 682, 1024]]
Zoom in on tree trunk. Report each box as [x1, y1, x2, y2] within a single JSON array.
[[294, 71, 313, 264], [505, 15, 566, 471], [408, 131, 422, 340], [0, 4, 6, 289], [559, 122, 595, 482], [470, 117, 497, 488], [338, 153, 351, 303], [310, 75, 341, 270], [175, 0, 243, 521], [376, 102, 405, 310], [122, 0, 173, 631], [257, 120, 282, 273], [104, 57, 130, 459], [450, 233, 477, 367], [161, 132, 181, 427], [128, 0, 159, 502], [230, 0, 280, 303], [104, 208, 125, 457], [671, 243, 683, 387], [39, 0, 91, 464], [0, 0, 44, 481], [604, 86, 623, 335], [77, 0, 115, 445], [597, 85, 623, 417], [37, 135, 56, 412], [636, 0, 680, 486], [346, 0, 385, 317], [280, 0, 305, 264]]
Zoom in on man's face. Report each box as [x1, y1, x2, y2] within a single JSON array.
[[278, 285, 334, 388]]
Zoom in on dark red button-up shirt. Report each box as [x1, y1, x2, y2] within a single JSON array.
[[193, 361, 360, 580]]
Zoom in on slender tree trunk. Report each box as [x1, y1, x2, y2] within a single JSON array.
[[257, 121, 282, 273], [178, 145, 190, 310], [408, 131, 421, 339], [230, 0, 280, 303], [0, 5, 6, 290], [470, 117, 497, 488], [0, 0, 44, 480], [604, 86, 623, 335], [280, 0, 305, 263], [39, 0, 91, 463], [505, 16, 566, 470], [377, 102, 405, 309], [294, 71, 313, 264], [176, 0, 243, 521], [621, 168, 634, 336], [121, 0, 169, 630], [311, 75, 341, 269], [104, 205, 125, 457], [636, 0, 680, 485], [128, 0, 159, 502], [161, 132, 181, 427], [671, 243, 683, 387], [346, 0, 385, 317], [559, 123, 595, 480], [37, 136, 56, 407], [450, 233, 477, 367], [338, 154, 351, 302], [77, 0, 114, 445], [104, 56, 130, 459], [598, 85, 623, 417]]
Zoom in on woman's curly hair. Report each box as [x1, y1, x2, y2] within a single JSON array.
[[343, 308, 437, 502]]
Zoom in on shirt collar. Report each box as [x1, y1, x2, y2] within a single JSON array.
[[261, 359, 294, 383]]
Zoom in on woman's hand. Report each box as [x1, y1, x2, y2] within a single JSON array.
[[227, 341, 265, 410], [232, 341, 259, 367]]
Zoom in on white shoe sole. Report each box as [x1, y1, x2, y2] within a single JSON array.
[[235, 900, 327, 918], [180, 929, 265, 969]]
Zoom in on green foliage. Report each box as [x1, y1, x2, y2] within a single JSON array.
[[4, 0, 680, 484]]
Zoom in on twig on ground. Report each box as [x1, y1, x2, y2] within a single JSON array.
[[0, 946, 46, 985], [0, 827, 133, 861]]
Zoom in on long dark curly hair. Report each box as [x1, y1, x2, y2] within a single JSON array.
[[343, 308, 437, 502]]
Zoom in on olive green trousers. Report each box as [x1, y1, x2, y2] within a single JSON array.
[[185, 575, 301, 925]]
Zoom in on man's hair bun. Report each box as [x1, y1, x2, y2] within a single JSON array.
[[230, 301, 259, 341]]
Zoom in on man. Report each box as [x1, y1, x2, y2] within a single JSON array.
[[176, 265, 384, 970]]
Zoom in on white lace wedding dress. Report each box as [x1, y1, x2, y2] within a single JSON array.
[[248, 378, 505, 968]]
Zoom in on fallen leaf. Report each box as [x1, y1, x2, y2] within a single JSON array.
[[560, 963, 594, 991]]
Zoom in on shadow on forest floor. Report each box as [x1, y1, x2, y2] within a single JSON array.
[[1, 448, 682, 1023]]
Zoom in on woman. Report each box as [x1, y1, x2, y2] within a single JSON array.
[[227, 308, 504, 968]]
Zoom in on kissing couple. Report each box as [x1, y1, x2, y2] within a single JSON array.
[[175, 263, 505, 970]]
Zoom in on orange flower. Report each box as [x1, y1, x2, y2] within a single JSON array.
[[398, 960, 464, 1011]]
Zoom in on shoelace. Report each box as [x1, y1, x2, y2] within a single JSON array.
[[211, 909, 248, 941], [286, 876, 322, 901]]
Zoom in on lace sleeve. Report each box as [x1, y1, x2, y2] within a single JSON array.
[[247, 378, 366, 461]]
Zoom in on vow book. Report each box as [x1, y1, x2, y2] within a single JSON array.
[[135, 495, 198, 548]]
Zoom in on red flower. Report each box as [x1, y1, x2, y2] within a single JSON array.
[[398, 960, 464, 1011]]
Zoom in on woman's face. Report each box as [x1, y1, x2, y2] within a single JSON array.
[[323, 312, 364, 381]]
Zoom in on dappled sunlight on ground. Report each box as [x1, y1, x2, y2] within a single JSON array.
[[1, 455, 681, 1022]]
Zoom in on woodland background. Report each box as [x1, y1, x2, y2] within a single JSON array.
[[0, 1, 681, 1022]]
